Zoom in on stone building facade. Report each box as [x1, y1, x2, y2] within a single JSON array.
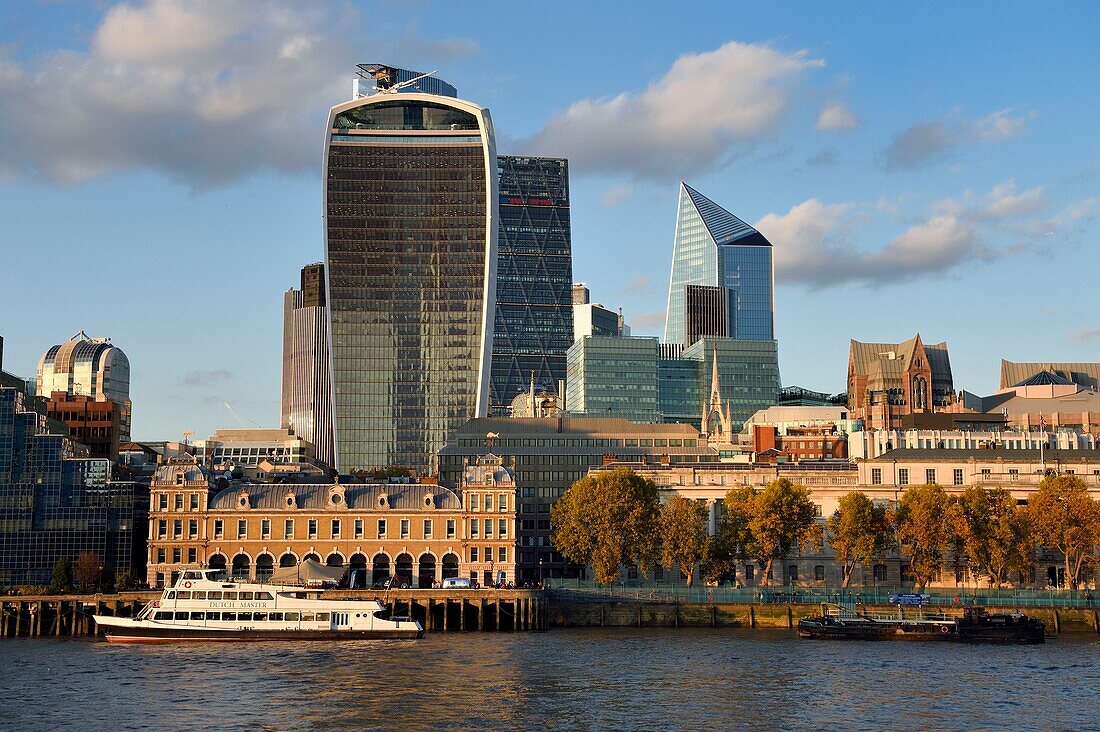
[[147, 455, 517, 588], [847, 334, 954, 430]]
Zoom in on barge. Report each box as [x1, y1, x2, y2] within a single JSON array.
[[798, 604, 1046, 644]]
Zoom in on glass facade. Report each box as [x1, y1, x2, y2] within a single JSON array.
[[565, 337, 660, 422], [0, 387, 146, 587], [324, 94, 497, 474], [664, 183, 774, 343], [490, 157, 573, 414]]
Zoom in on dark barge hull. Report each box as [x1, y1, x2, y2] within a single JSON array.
[[101, 626, 423, 643], [798, 617, 1045, 644]]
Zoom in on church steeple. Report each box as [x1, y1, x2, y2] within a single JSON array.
[[701, 344, 732, 439]]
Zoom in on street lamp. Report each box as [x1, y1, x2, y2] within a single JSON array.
[[539, 556, 544, 588]]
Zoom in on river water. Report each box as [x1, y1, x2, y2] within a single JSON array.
[[1, 629, 1096, 731]]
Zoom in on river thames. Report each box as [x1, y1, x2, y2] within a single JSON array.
[[1, 629, 1096, 731]]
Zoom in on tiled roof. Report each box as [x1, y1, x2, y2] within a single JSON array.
[[1001, 360, 1100, 390], [209, 482, 462, 511]]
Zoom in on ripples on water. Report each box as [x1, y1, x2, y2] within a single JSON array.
[[1, 629, 1097, 731]]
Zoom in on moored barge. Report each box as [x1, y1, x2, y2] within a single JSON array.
[[94, 569, 423, 643], [798, 605, 1046, 644]]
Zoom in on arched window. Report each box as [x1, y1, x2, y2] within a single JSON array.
[[441, 553, 459, 579], [255, 553, 274, 581], [372, 553, 391, 584], [208, 554, 227, 571], [279, 553, 298, 568], [326, 552, 344, 567], [418, 553, 437, 588], [231, 553, 251, 581], [303, 553, 320, 564], [395, 554, 413, 585]]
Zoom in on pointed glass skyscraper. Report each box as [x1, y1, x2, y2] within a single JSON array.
[[664, 182, 774, 344]]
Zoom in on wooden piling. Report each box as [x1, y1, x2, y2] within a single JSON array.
[[749, 604, 756, 629], [1053, 609, 1061, 634]]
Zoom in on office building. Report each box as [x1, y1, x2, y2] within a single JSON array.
[[572, 284, 629, 340], [45, 391, 121, 460], [847, 334, 955, 429], [566, 336, 660, 422], [323, 69, 498, 475], [659, 338, 780, 430], [352, 63, 458, 99], [36, 331, 131, 443], [490, 156, 573, 413], [664, 183, 774, 344], [684, 285, 729, 345], [282, 263, 334, 467], [438, 417, 716, 580]]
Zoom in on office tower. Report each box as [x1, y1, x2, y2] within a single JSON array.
[[324, 72, 497, 474], [664, 182, 774, 344], [37, 331, 131, 443], [572, 284, 630, 340], [490, 156, 573, 414], [353, 63, 458, 99], [281, 263, 334, 468], [684, 285, 729, 345], [565, 336, 660, 422]]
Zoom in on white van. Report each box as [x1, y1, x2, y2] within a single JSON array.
[[442, 577, 472, 589]]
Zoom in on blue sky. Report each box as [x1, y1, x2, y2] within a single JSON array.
[[1, 1, 1097, 440]]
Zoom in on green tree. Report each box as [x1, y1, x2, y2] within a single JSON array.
[[951, 486, 1033, 588], [1028, 474, 1100, 590], [701, 487, 760, 584], [747, 479, 821, 587], [49, 556, 72, 594], [826, 491, 895, 587], [551, 468, 661, 584], [660, 495, 709, 586], [894, 484, 952, 589], [73, 552, 103, 593]]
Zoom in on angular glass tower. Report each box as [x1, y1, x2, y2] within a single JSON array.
[[664, 182, 774, 344], [323, 91, 498, 474], [490, 156, 573, 413]]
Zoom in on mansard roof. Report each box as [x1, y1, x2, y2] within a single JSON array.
[[208, 482, 462, 511]]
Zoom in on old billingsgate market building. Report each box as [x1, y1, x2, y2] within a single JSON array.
[[146, 455, 517, 589]]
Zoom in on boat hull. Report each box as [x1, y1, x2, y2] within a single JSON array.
[[797, 616, 1045, 644], [97, 621, 423, 643]]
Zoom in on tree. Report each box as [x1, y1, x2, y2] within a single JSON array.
[[951, 486, 1033, 588], [660, 495, 709, 586], [747, 479, 821, 587], [551, 468, 661, 584], [701, 487, 760, 585], [1028, 474, 1100, 590], [49, 556, 72, 594], [894, 484, 952, 589], [73, 552, 103, 593], [826, 491, 895, 587]]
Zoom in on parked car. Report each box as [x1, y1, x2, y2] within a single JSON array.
[[442, 577, 472, 589]]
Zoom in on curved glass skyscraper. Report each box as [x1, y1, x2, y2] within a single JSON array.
[[664, 182, 774, 344], [323, 92, 498, 474]]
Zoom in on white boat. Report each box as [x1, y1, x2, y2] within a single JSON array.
[[94, 569, 423, 643]]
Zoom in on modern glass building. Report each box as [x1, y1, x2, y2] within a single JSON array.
[[36, 331, 131, 442], [664, 182, 774, 344], [323, 90, 498, 474], [661, 338, 781, 430], [281, 263, 334, 468], [565, 337, 660, 422], [490, 156, 573, 414]]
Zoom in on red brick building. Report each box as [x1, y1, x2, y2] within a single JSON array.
[[46, 391, 121, 460], [847, 334, 955, 430]]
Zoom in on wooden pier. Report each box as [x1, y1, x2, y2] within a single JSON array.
[[0, 589, 548, 639]]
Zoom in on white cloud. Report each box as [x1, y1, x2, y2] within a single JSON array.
[[815, 103, 858, 131], [614, 274, 653, 297], [757, 180, 1055, 287], [522, 41, 824, 178], [881, 109, 1030, 170], [601, 184, 633, 207], [1070, 328, 1100, 343], [0, 1, 478, 186]]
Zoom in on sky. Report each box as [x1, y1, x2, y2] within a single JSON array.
[[0, 1, 1098, 441]]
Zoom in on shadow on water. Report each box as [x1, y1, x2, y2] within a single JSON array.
[[1, 629, 1097, 731]]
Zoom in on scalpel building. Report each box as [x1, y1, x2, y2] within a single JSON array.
[[323, 81, 498, 475]]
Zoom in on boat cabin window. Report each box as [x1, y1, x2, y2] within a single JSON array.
[[270, 612, 284, 621], [317, 613, 331, 621], [224, 592, 237, 600], [301, 612, 315, 622], [256, 592, 273, 600], [238, 612, 253, 622], [190, 612, 205, 620], [208, 591, 222, 600], [222, 612, 236, 621], [207, 612, 221, 621], [154, 612, 172, 621], [192, 591, 206, 600], [174, 612, 189, 620], [177, 591, 191, 600], [239, 592, 255, 601], [183, 571, 203, 580], [166, 591, 176, 599], [285, 612, 299, 621]]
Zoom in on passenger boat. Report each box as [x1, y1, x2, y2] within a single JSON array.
[[94, 569, 424, 643], [797, 604, 1046, 644]]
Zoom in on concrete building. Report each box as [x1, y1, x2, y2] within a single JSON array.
[[664, 182, 774, 344], [571, 284, 629, 340], [959, 369, 1100, 437], [438, 417, 716, 580], [849, 428, 1097, 460], [45, 391, 121, 460], [282, 263, 334, 468], [324, 68, 497, 474], [146, 454, 516, 588], [36, 331, 131, 443], [193, 428, 313, 469], [1000, 361, 1100, 391], [859, 448, 1100, 490], [847, 333, 955, 429], [490, 156, 574, 414]]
